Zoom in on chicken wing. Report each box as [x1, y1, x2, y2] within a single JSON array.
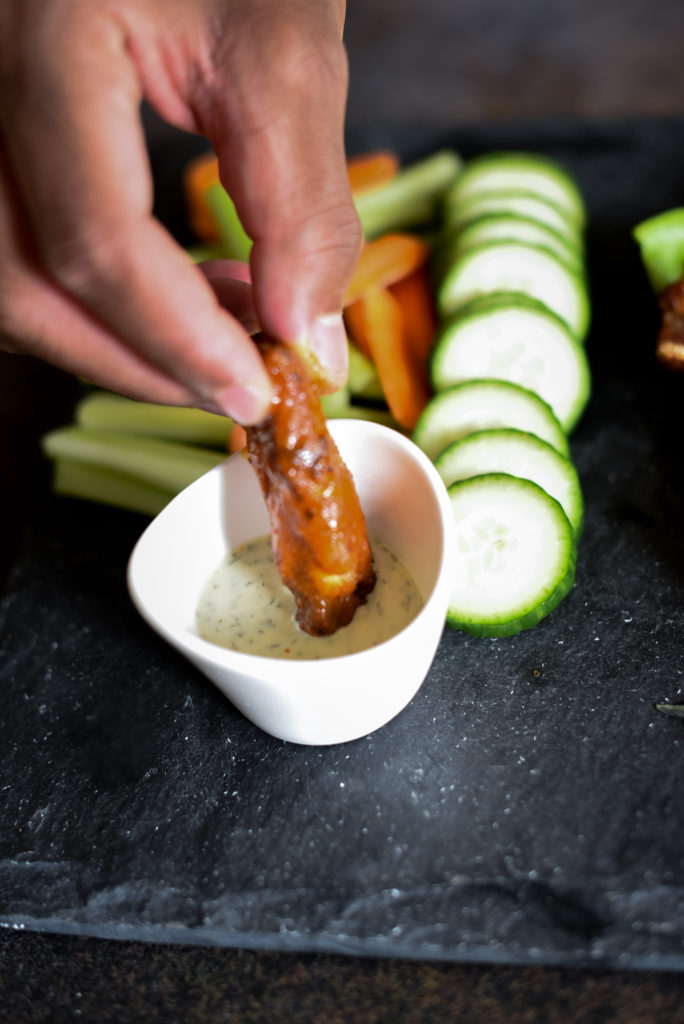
[[657, 276, 684, 372], [245, 334, 376, 637]]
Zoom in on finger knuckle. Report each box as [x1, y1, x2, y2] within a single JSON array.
[[217, 11, 348, 104], [0, 268, 33, 344], [303, 202, 363, 265], [286, 33, 344, 96], [279, 28, 348, 100], [43, 227, 127, 300]]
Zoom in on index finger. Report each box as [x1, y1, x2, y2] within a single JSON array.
[[0, 9, 272, 423]]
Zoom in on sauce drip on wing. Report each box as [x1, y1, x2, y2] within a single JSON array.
[[245, 334, 376, 637]]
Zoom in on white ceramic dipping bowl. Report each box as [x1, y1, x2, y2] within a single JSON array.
[[127, 419, 454, 746]]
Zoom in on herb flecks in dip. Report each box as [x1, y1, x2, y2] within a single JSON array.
[[196, 536, 423, 660]]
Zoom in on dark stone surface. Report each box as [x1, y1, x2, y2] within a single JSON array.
[[2, 121, 684, 987], [5, 0, 684, 1006]]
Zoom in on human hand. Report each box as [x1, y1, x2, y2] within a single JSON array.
[[0, 0, 360, 423]]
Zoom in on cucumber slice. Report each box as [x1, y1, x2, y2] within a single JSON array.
[[443, 190, 583, 248], [435, 427, 583, 536], [436, 240, 590, 342], [444, 213, 582, 274], [633, 207, 684, 292], [448, 151, 586, 227], [430, 294, 591, 432], [413, 379, 568, 460], [446, 473, 576, 637]]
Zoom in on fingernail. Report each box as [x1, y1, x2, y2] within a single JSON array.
[[211, 383, 271, 424], [237, 312, 261, 336], [309, 313, 348, 385]]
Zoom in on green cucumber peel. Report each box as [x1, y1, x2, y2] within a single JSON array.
[[436, 240, 590, 342], [443, 189, 584, 248], [442, 213, 583, 275], [445, 472, 577, 638], [434, 427, 584, 536], [429, 293, 591, 433], [447, 151, 586, 226], [413, 378, 569, 461]]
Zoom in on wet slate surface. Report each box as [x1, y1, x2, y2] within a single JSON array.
[[2, 119, 684, 970]]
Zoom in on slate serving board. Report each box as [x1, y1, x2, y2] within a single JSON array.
[[2, 119, 684, 971]]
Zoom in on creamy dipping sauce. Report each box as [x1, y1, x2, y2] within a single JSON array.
[[196, 535, 423, 660]]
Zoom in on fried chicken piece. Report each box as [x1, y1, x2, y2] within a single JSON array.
[[656, 277, 684, 372], [245, 334, 376, 637]]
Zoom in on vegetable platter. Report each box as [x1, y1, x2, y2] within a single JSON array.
[[2, 118, 684, 972], [44, 136, 592, 640]]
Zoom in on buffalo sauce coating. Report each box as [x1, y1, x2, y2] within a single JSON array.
[[657, 277, 684, 372], [245, 334, 376, 636]]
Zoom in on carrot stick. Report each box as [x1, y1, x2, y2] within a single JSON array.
[[389, 267, 438, 364], [347, 287, 431, 430], [228, 423, 247, 453], [347, 150, 400, 195], [183, 151, 221, 243], [354, 150, 461, 239], [183, 149, 399, 242], [344, 233, 430, 307], [343, 302, 373, 361]]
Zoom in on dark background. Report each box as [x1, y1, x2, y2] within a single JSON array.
[[3, 2, 684, 1021], [344, 0, 684, 130]]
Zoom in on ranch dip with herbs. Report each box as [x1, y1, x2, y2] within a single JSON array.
[[195, 535, 423, 660]]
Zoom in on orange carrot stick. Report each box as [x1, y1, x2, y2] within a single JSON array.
[[344, 233, 430, 307], [347, 287, 431, 430], [183, 151, 220, 243], [347, 150, 400, 195], [343, 302, 373, 361], [228, 423, 247, 453], [389, 267, 438, 364], [184, 150, 398, 242]]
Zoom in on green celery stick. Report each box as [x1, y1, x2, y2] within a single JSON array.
[[320, 385, 354, 418], [186, 243, 225, 264], [42, 427, 224, 493], [75, 391, 232, 448], [52, 459, 174, 517], [347, 342, 384, 400], [354, 150, 462, 239], [205, 182, 252, 261], [320, 387, 398, 429]]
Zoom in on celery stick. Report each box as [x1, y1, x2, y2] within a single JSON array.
[[76, 391, 232, 447], [52, 459, 174, 516], [319, 385, 353, 418], [347, 343, 384, 400], [205, 183, 252, 261], [320, 387, 398, 428], [42, 427, 224, 493], [186, 243, 225, 264], [354, 150, 462, 239]]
